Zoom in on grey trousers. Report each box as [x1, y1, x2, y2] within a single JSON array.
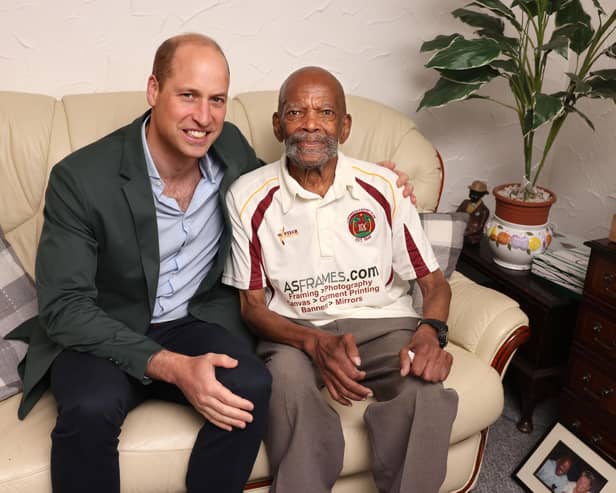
[[257, 317, 458, 493]]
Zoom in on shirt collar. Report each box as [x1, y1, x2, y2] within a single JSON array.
[[140, 116, 214, 184], [278, 150, 361, 213]]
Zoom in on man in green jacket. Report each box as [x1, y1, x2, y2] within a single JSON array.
[[11, 33, 272, 493], [10, 32, 414, 493]]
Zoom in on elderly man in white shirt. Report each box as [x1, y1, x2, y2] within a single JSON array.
[[223, 66, 458, 493]]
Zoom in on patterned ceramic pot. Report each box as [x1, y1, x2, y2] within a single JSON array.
[[485, 216, 553, 270]]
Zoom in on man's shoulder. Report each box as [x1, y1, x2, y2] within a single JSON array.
[[53, 114, 143, 176], [344, 156, 399, 197], [345, 156, 396, 182], [215, 122, 252, 154], [218, 121, 244, 142], [229, 160, 281, 197], [213, 122, 261, 176]]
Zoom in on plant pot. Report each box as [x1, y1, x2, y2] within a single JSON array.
[[492, 183, 556, 226], [485, 184, 556, 270]]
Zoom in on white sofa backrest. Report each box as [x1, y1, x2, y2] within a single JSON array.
[[0, 92, 65, 278], [0, 90, 443, 278]]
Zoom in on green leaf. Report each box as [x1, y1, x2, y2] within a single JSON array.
[[425, 37, 502, 70], [467, 94, 492, 102], [532, 93, 565, 131], [587, 78, 616, 102], [547, 0, 574, 15], [568, 106, 596, 130], [607, 42, 616, 59], [511, 0, 539, 17], [439, 65, 500, 85], [452, 8, 504, 34], [469, 0, 522, 30], [417, 78, 483, 111], [513, 0, 576, 17], [590, 69, 616, 81], [476, 29, 520, 52], [551, 22, 594, 56], [490, 59, 518, 73], [542, 34, 570, 59], [420, 34, 463, 53], [555, 1, 594, 54], [565, 72, 591, 93], [590, 0, 606, 16], [512, 0, 567, 16]]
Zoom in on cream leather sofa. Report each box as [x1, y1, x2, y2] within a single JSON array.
[[0, 90, 530, 493]]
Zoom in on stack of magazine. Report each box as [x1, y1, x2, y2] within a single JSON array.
[[531, 232, 591, 295]]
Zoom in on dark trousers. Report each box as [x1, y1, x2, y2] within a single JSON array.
[[49, 316, 271, 493]]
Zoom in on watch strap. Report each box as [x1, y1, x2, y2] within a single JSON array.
[[416, 318, 448, 348]]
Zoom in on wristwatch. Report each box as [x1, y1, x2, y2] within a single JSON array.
[[416, 318, 448, 348]]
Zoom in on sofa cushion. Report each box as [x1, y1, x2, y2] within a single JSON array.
[[0, 92, 69, 279], [0, 90, 523, 493], [0, 342, 501, 492], [0, 229, 34, 401], [447, 271, 527, 358]]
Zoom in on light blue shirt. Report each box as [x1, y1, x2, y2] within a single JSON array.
[[536, 459, 570, 491], [141, 118, 224, 322]]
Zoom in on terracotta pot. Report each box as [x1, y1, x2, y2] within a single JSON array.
[[492, 183, 556, 226]]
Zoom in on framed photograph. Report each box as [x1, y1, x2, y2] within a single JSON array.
[[514, 423, 615, 492]]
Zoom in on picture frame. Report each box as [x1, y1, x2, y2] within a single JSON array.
[[514, 423, 615, 492]]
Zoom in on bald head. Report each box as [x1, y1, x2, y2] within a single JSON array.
[[273, 66, 352, 172], [277, 66, 347, 115], [152, 33, 229, 89]]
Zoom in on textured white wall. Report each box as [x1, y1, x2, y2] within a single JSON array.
[[1, 0, 614, 238]]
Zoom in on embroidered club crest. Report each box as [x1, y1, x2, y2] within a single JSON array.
[[348, 209, 376, 240]]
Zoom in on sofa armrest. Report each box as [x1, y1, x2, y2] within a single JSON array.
[[447, 271, 530, 375]]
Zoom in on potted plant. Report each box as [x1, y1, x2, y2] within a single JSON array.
[[418, 0, 615, 269]]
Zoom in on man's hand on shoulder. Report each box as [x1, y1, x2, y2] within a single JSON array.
[[304, 331, 373, 407], [376, 160, 416, 204], [147, 349, 254, 431], [399, 326, 452, 383]]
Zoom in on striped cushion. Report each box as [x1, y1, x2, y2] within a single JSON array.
[[0, 229, 35, 401]]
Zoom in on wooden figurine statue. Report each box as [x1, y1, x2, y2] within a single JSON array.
[[457, 180, 490, 244]]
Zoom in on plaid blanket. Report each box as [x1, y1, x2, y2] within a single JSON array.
[[411, 212, 469, 315], [0, 229, 35, 401]]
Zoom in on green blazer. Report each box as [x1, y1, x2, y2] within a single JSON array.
[[8, 112, 261, 419]]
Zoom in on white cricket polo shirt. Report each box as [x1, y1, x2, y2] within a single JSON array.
[[222, 152, 440, 326]]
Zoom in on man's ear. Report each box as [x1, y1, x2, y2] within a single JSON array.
[[339, 114, 352, 144], [272, 112, 284, 142], [146, 75, 159, 107]]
